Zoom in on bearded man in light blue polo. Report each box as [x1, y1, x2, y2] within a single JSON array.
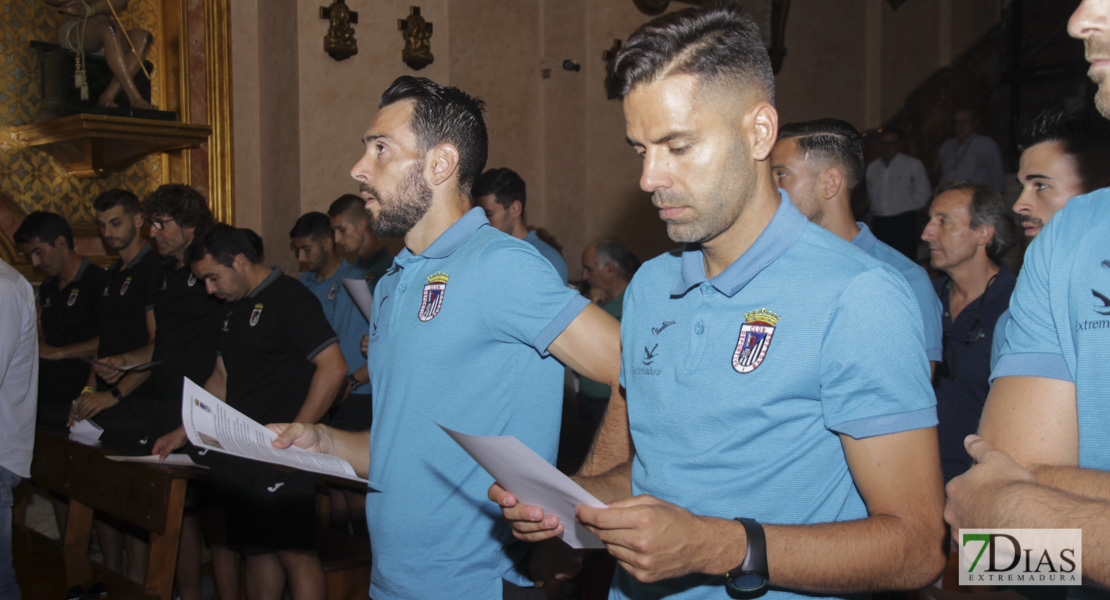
[[269, 75, 623, 600]]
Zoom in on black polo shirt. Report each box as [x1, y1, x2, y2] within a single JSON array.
[[219, 267, 338, 424], [37, 258, 108, 427], [933, 263, 1017, 483], [97, 243, 160, 400], [149, 257, 224, 434]]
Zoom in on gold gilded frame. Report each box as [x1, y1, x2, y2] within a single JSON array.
[[157, 0, 234, 224]]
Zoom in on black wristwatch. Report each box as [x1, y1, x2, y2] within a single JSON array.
[[347, 374, 363, 392], [110, 387, 125, 402], [725, 517, 769, 596]]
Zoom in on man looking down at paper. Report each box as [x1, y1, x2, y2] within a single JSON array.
[[153, 224, 346, 600], [489, 5, 945, 600], [268, 75, 622, 600]]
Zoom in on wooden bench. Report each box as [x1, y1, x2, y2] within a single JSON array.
[[13, 429, 202, 600]]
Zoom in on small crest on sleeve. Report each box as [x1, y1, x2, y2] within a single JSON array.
[[418, 271, 448, 322], [732, 308, 779, 374]]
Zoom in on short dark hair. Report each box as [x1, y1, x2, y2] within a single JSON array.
[[472, 168, 526, 210], [934, 180, 1016, 264], [240, 227, 264, 260], [1018, 110, 1110, 193], [592, 237, 633, 278], [778, 119, 865, 191], [144, 184, 214, 231], [92, 189, 142, 215], [605, 3, 774, 104], [379, 76, 488, 194], [289, 212, 334, 241], [186, 223, 259, 268], [14, 211, 74, 249], [327, 194, 367, 220]]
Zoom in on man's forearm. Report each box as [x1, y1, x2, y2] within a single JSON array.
[[293, 356, 346, 424], [577, 387, 631, 477], [575, 462, 633, 504], [50, 338, 99, 360], [1030, 465, 1110, 503], [757, 513, 945, 592], [323, 426, 371, 477]]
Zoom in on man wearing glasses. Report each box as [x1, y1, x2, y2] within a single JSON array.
[[920, 180, 1016, 483]]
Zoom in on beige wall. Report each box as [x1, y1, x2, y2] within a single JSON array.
[[231, 0, 1001, 279]]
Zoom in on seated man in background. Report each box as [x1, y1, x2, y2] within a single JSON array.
[[473, 167, 570, 284]]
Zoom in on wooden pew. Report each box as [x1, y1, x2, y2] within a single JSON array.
[[13, 429, 203, 600]]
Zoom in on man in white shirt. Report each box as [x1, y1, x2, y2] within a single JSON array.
[[938, 109, 1006, 193], [865, 128, 931, 259], [0, 257, 38, 600]]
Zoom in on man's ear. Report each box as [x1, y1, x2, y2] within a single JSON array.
[[509, 199, 523, 218], [748, 102, 779, 161], [978, 224, 996, 247], [822, 166, 844, 200], [232, 253, 248, 272], [428, 143, 460, 187], [131, 212, 145, 230]]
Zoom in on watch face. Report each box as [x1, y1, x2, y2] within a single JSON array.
[[726, 572, 768, 594]]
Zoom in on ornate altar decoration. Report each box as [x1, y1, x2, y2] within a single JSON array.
[[1, 0, 232, 280], [321, 0, 358, 61], [399, 6, 434, 71]]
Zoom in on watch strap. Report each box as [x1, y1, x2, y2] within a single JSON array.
[[736, 517, 768, 577]]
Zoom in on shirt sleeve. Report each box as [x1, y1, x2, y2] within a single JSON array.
[[282, 281, 340, 361], [991, 215, 1073, 382], [820, 267, 938, 438], [479, 243, 589, 356]]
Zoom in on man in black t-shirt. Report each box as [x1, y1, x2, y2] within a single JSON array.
[[69, 191, 161, 452], [155, 224, 347, 600], [13, 211, 107, 429]]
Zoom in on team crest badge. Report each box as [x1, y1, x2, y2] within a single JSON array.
[[418, 272, 448, 322], [67, 288, 79, 306], [120, 276, 132, 296], [732, 308, 779, 374], [188, 273, 197, 287], [328, 284, 337, 300], [250, 303, 264, 327]]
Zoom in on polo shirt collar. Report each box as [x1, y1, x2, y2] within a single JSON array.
[[73, 257, 91, 282], [670, 190, 807, 298], [117, 241, 153, 271], [396, 207, 488, 262], [851, 222, 877, 254], [248, 266, 283, 298]]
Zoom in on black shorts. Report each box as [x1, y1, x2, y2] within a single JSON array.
[[208, 454, 316, 554]]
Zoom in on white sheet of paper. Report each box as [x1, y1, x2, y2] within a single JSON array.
[[107, 454, 209, 469], [342, 277, 374, 321], [439, 424, 606, 549], [181, 377, 371, 485], [69, 416, 103, 445]]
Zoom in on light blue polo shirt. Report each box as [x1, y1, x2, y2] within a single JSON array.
[[852, 223, 944, 362], [524, 229, 569, 284], [614, 192, 936, 600], [364, 207, 589, 600], [993, 190, 1110, 474], [297, 259, 348, 324]]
